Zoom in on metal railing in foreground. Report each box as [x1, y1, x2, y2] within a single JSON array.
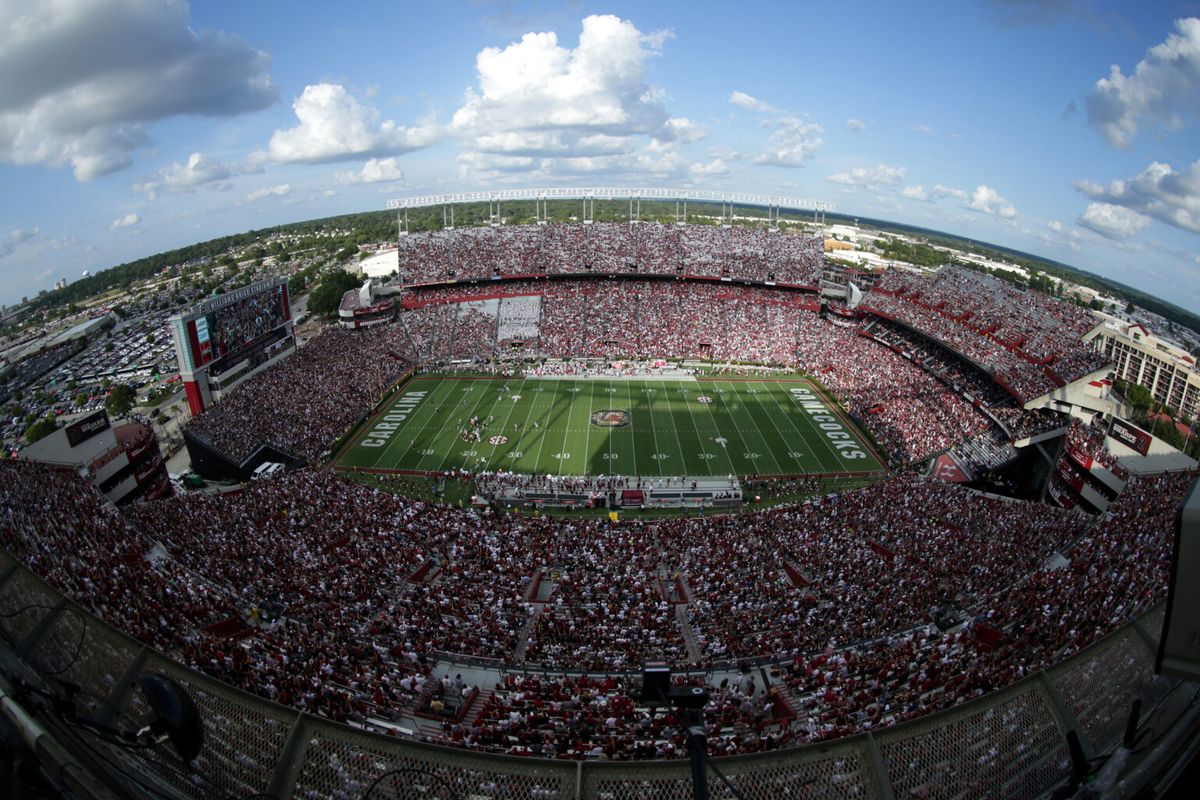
[[0, 547, 1190, 799]]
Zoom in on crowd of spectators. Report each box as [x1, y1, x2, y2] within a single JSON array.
[[446, 672, 787, 759], [184, 326, 412, 464], [393, 223, 824, 286], [0, 461, 1192, 758], [1062, 418, 1128, 478], [793, 317, 992, 463], [777, 469, 1191, 744], [209, 284, 289, 361], [861, 266, 1108, 402], [397, 277, 1090, 465], [185, 264, 1101, 479]]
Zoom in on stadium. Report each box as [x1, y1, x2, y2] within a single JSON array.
[[2, 188, 1199, 800]]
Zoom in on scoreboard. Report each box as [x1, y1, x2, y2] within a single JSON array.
[[169, 277, 294, 416]]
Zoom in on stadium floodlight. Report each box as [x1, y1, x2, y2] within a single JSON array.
[[386, 187, 834, 215]]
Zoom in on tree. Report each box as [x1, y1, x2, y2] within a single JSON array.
[[1123, 382, 1153, 412], [106, 384, 136, 418], [307, 269, 361, 317], [288, 271, 309, 296], [26, 416, 57, 443]]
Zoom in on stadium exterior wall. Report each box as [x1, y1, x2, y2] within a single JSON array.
[[0, 547, 1190, 800]]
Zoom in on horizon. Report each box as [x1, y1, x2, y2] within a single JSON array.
[[2, 1, 1199, 312]]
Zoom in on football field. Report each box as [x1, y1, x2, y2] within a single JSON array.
[[334, 375, 887, 478]]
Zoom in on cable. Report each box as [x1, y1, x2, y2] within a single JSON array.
[[38, 615, 88, 679], [56, 721, 194, 800], [362, 766, 463, 799], [0, 604, 89, 679]]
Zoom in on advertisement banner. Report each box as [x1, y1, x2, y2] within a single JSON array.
[[1109, 418, 1152, 456], [65, 410, 110, 447]]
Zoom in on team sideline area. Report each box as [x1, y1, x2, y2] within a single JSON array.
[[335, 371, 885, 480]]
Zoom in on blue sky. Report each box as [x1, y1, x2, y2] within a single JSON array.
[[2, 0, 1200, 312]]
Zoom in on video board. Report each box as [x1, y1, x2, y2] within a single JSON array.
[[179, 278, 291, 375]]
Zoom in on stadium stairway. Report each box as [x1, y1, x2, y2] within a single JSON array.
[[781, 560, 811, 588], [461, 686, 493, 726], [512, 603, 544, 663], [675, 605, 704, 664]]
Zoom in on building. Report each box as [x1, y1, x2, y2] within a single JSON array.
[[17, 410, 170, 504], [338, 279, 396, 329], [1086, 315, 1200, 419], [48, 312, 115, 347], [358, 248, 399, 279], [820, 260, 882, 302]]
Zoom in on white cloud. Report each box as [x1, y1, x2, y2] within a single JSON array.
[[1076, 160, 1200, 234], [457, 151, 541, 182], [751, 116, 823, 167], [0, 0, 276, 180], [243, 183, 290, 204], [653, 117, 707, 146], [109, 212, 140, 230], [267, 83, 438, 164], [452, 14, 676, 166], [932, 184, 968, 202], [1086, 17, 1200, 148], [923, 183, 1017, 217], [729, 91, 775, 113], [161, 152, 235, 190], [913, 124, 935, 134], [728, 91, 823, 167], [1048, 219, 1065, 233], [964, 185, 1017, 218], [1078, 201, 1152, 239], [336, 157, 406, 185], [133, 151, 253, 199], [846, 117, 866, 132], [707, 145, 743, 161], [827, 163, 906, 189], [690, 158, 729, 177], [0, 226, 40, 258]]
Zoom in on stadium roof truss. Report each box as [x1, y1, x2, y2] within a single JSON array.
[[386, 187, 834, 230]]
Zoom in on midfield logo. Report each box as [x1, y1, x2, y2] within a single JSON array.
[[590, 409, 631, 428]]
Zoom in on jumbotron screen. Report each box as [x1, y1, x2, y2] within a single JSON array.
[[181, 278, 291, 376]]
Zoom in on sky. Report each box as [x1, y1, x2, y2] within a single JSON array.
[[2, 0, 1200, 313]]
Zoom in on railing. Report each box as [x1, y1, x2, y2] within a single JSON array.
[[386, 187, 836, 214], [0, 547, 1186, 799]]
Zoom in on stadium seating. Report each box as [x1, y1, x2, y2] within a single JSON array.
[[70, 223, 1182, 762], [1, 460, 1192, 758], [861, 266, 1108, 402]]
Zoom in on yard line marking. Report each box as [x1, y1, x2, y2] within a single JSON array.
[[714, 380, 785, 474]]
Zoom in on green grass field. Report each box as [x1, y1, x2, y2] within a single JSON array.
[[334, 375, 887, 478]]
